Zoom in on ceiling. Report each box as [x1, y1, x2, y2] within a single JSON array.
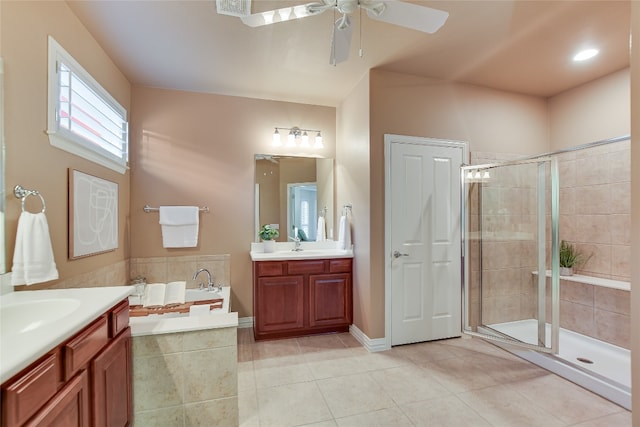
[[67, 0, 631, 107]]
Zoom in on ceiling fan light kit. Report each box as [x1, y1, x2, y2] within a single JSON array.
[[236, 0, 449, 65], [216, 0, 251, 17]]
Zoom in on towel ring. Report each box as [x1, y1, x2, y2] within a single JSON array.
[[14, 185, 46, 213]]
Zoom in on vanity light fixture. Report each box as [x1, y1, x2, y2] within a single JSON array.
[[272, 126, 323, 148], [465, 169, 491, 182]]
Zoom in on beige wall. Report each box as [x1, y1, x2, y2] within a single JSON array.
[[336, 73, 371, 336], [361, 69, 550, 338], [548, 68, 630, 149], [2, 1, 131, 287], [630, 1, 639, 422], [129, 86, 336, 317]]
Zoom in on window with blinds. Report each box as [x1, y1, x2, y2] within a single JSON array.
[[47, 36, 128, 173]]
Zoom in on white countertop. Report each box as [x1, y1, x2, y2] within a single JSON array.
[[250, 241, 354, 261], [0, 286, 133, 384]]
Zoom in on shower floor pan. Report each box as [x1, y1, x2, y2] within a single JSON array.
[[486, 319, 630, 409]]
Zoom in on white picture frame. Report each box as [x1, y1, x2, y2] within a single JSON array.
[[69, 169, 118, 259]]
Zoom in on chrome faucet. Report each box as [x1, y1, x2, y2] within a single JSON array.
[[292, 236, 303, 251], [192, 268, 220, 292]]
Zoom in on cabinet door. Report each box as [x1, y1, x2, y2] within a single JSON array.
[[25, 370, 90, 427], [309, 274, 352, 327], [256, 276, 305, 332], [92, 328, 132, 427]]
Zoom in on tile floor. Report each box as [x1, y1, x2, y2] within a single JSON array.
[[237, 328, 631, 427]]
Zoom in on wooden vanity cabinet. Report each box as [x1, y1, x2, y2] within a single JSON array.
[[253, 258, 352, 340], [1, 299, 132, 427]]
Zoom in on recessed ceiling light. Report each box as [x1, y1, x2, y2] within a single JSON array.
[[573, 48, 599, 62]]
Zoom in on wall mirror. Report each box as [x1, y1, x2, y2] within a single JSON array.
[[255, 155, 334, 243]]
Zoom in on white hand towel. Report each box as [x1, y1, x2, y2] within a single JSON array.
[[159, 206, 199, 248], [316, 216, 326, 242], [11, 212, 59, 286], [337, 215, 351, 250]]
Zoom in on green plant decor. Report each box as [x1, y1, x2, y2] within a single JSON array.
[[259, 224, 279, 241], [559, 240, 590, 268]]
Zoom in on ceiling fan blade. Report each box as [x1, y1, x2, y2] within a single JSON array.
[[330, 15, 353, 65], [240, 2, 328, 27], [367, 0, 448, 34]]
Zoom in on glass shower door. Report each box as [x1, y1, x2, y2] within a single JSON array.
[[461, 157, 559, 353]]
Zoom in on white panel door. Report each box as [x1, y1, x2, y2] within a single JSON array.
[[387, 136, 464, 346]]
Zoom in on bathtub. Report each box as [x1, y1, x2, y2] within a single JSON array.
[[488, 319, 630, 410], [129, 285, 239, 425], [129, 285, 237, 336]]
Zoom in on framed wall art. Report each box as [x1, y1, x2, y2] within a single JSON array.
[[69, 169, 118, 259]]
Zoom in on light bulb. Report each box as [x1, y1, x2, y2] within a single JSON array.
[[483, 171, 491, 179], [314, 131, 323, 148], [272, 128, 282, 146], [287, 129, 296, 146], [301, 131, 309, 146]]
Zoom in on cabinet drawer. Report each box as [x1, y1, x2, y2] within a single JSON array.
[[287, 260, 326, 274], [256, 261, 285, 277], [329, 259, 352, 273], [110, 300, 130, 338], [2, 351, 62, 426], [64, 316, 109, 381]]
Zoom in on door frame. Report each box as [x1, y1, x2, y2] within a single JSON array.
[[384, 134, 468, 349]]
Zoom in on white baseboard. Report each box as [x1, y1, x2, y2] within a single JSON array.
[[238, 316, 254, 329], [349, 324, 390, 352]]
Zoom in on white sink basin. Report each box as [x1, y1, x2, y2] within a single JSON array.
[[1, 298, 81, 336], [0, 286, 133, 384]]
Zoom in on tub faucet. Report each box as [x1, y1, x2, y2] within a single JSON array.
[[193, 268, 220, 292]]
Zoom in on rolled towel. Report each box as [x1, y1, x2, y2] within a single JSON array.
[[316, 216, 326, 242], [12, 212, 59, 285]]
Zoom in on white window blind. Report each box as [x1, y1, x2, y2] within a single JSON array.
[[48, 36, 128, 173]]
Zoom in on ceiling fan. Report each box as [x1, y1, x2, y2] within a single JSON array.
[[217, 0, 449, 65]]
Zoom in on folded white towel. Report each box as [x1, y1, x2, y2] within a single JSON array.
[[159, 206, 199, 248], [12, 212, 59, 286], [337, 215, 351, 250], [316, 216, 326, 242]]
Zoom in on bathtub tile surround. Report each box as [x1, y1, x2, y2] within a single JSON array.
[[132, 327, 238, 426], [130, 254, 230, 285], [13, 259, 129, 291], [237, 329, 631, 426]]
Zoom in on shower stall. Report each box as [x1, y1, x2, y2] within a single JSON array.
[[461, 137, 631, 410]]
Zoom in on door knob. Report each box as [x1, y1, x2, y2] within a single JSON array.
[[393, 250, 409, 258]]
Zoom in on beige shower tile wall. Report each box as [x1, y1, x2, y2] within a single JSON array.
[[130, 254, 230, 286], [132, 327, 238, 426], [544, 279, 630, 348], [471, 152, 537, 326], [557, 140, 631, 282]]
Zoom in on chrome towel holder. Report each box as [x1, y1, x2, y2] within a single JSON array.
[[14, 185, 46, 213], [143, 204, 209, 213]]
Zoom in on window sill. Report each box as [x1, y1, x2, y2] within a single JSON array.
[[48, 132, 127, 174]]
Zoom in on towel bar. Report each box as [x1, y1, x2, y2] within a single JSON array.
[[143, 205, 209, 213]]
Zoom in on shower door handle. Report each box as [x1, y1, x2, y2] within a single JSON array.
[[393, 250, 409, 259]]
